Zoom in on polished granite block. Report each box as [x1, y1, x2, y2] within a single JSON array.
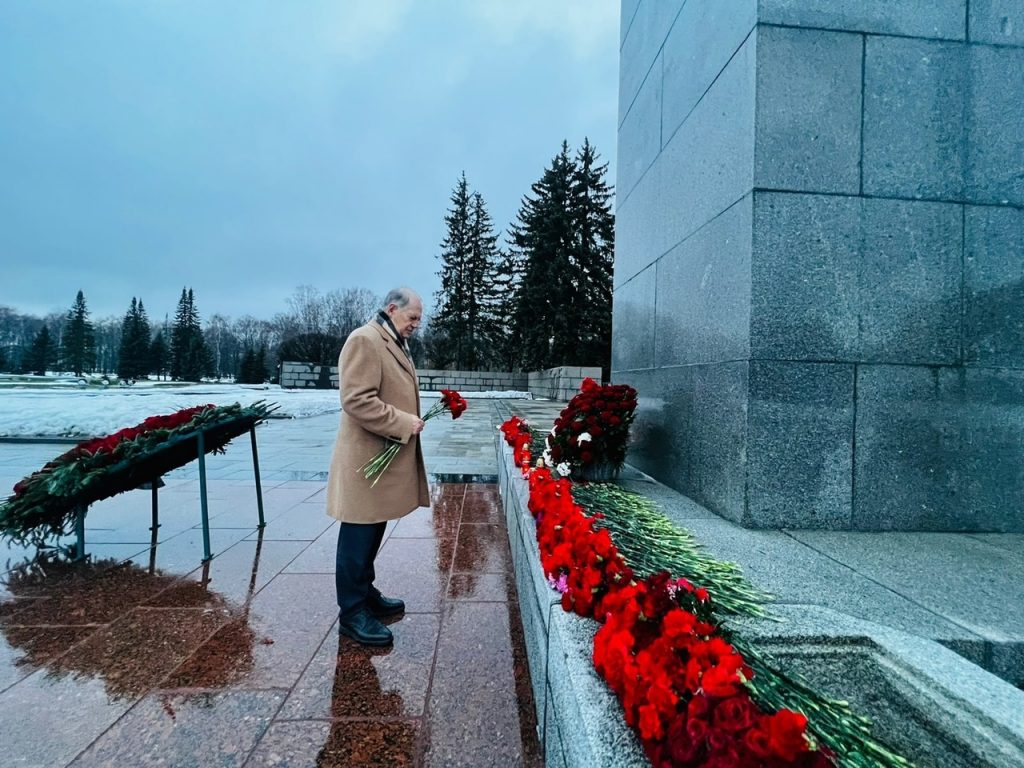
[[170, 573, 337, 690], [758, 0, 967, 38], [679, 516, 983, 649], [966, 44, 1024, 206], [0, 667, 134, 768], [389, 505, 452, 538], [617, 50, 662, 198], [619, 363, 749, 523], [447, 572, 513, 602], [611, 265, 656, 372], [281, 525, 338, 574], [241, 502, 334, 541], [2, 560, 186, 626], [754, 25, 862, 194], [970, 0, 1024, 46], [147, 540, 309, 608], [424, 602, 538, 768], [246, 720, 419, 768], [68, 690, 284, 768], [279, 613, 440, 719], [452, 524, 512, 573], [374, 537, 452, 613], [162, 618, 264, 689], [863, 37, 966, 200], [0, 626, 96, 694], [618, 0, 684, 127], [615, 31, 755, 287], [652, 196, 753, 368], [51, 607, 229, 699], [751, 192, 962, 364], [662, 0, 756, 141], [854, 365, 1024, 531], [746, 361, 855, 528], [964, 205, 1024, 368], [788, 531, 1024, 639]]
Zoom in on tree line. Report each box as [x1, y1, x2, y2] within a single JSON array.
[[427, 138, 614, 373], [0, 138, 615, 381], [0, 286, 382, 383]]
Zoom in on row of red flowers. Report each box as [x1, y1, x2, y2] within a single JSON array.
[[502, 418, 830, 768], [13, 404, 216, 497]]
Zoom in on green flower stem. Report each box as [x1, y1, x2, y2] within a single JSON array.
[[572, 483, 772, 619], [361, 400, 451, 486], [569, 481, 914, 768]]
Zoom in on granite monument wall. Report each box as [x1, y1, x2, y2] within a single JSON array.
[[613, 0, 1024, 530]]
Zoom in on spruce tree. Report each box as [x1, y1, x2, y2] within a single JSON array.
[[431, 174, 505, 369], [170, 288, 212, 381], [237, 347, 255, 383], [28, 325, 55, 376], [117, 298, 152, 379], [149, 330, 168, 380], [507, 140, 616, 372], [254, 346, 267, 383], [60, 290, 96, 375], [431, 173, 473, 368], [509, 142, 577, 371], [570, 138, 615, 372]]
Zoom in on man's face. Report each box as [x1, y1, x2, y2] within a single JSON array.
[[388, 298, 422, 339]]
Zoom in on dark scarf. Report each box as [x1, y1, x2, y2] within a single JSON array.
[[377, 311, 412, 359]]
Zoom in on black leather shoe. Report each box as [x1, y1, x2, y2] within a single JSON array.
[[367, 590, 405, 617], [338, 609, 393, 646]]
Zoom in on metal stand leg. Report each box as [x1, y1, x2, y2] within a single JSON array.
[[197, 431, 212, 562], [150, 479, 160, 534], [74, 504, 87, 561], [250, 427, 265, 529]]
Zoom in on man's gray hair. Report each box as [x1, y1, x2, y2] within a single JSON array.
[[383, 287, 420, 310]]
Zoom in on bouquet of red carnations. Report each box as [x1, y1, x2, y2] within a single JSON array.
[[361, 389, 467, 486]]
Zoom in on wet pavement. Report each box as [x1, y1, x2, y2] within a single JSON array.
[[0, 397, 544, 767]]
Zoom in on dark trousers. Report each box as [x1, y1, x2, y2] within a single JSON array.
[[335, 521, 387, 618]]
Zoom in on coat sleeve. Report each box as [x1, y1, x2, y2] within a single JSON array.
[[340, 333, 417, 444]]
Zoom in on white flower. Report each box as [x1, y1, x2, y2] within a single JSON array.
[[577, 432, 593, 444], [556, 462, 572, 477], [542, 449, 553, 466]]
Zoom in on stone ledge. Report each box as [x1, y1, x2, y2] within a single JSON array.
[[496, 435, 1024, 768]]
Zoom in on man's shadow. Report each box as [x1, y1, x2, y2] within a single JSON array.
[[315, 623, 417, 767]]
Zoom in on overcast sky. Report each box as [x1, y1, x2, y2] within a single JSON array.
[[0, 0, 620, 324]]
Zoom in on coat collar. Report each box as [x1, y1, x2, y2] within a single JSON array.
[[369, 321, 416, 380]]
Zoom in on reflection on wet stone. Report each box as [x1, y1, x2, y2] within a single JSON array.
[[0, 471, 539, 767]]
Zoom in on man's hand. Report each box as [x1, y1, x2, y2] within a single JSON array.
[[411, 418, 426, 435]]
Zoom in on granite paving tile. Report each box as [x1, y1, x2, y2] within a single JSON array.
[[68, 690, 285, 767], [279, 613, 440, 719]]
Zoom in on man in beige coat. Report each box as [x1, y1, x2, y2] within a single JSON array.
[[326, 287, 430, 646]]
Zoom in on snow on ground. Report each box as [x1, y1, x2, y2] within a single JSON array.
[[0, 384, 529, 437]]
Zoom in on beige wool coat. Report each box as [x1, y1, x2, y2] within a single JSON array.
[[325, 321, 430, 524]]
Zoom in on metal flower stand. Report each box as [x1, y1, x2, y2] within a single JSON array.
[[72, 423, 267, 563]]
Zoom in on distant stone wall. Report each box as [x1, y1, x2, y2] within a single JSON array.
[[528, 366, 603, 402], [280, 361, 601, 398], [280, 361, 338, 389], [416, 369, 528, 393]]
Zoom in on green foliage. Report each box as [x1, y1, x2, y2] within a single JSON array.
[[508, 139, 615, 372], [117, 297, 152, 379], [60, 290, 96, 375], [26, 325, 56, 375], [149, 331, 168, 379], [430, 173, 506, 370], [170, 288, 213, 381], [237, 345, 269, 383], [0, 402, 277, 543]]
